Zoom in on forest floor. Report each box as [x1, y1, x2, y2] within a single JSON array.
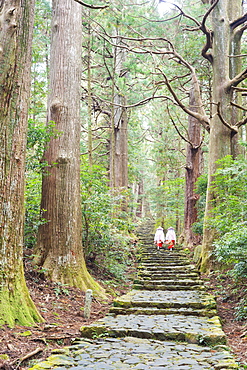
[[0, 258, 246, 369]]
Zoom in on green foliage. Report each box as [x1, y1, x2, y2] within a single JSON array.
[[207, 155, 247, 278], [25, 171, 43, 248], [213, 226, 247, 278], [53, 283, 70, 297], [192, 173, 208, 236], [27, 120, 59, 166], [149, 176, 185, 228], [235, 297, 247, 321], [25, 121, 60, 248], [210, 155, 247, 234], [81, 163, 134, 281]]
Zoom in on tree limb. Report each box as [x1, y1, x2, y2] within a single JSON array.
[[157, 67, 210, 131], [73, 0, 108, 9], [227, 67, 247, 90], [200, 0, 219, 63], [167, 106, 204, 149], [231, 101, 247, 112], [11, 347, 43, 366], [232, 86, 247, 92], [230, 12, 247, 30], [216, 102, 238, 133], [235, 115, 247, 129]]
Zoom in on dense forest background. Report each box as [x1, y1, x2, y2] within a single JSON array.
[[0, 0, 247, 354]]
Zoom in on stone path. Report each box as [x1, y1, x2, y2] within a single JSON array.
[[30, 222, 239, 369]]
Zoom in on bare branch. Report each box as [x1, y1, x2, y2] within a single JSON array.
[[230, 12, 247, 30], [200, 0, 219, 63], [167, 106, 192, 146], [167, 106, 204, 149], [232, 86, 247, 92], [235, 115, 247, 128], [157, 67, 210, 131], [229, 54, 247, 58], [216, 103, 238, 133], [73, 0, 108, 9], [158, 2, 201, 27], [231, 101, 247, 112], [227, 67, 247, 89]]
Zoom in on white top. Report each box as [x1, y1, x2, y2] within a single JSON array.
[[165, 228, 176, 242], [154, 227, 165, 243]]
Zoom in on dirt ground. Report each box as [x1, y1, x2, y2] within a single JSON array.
[[203, 272, 247, 366], [0, 266, 246, 369]]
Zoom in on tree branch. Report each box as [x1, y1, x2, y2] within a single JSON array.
[[157, 68, 210, 131], [235, 115, 247, 129], [200, 0, 219, 63], [167, 106, 193, 147], [232, 86, 247, 92], [73, 0, 108, 9], [230, 12, 247, 30], [231, 101, 247, 112], [216, 103, 238, 133], [227, 67, 247, 90]]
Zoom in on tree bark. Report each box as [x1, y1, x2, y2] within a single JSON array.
[[110, 31, 128, 206], [184, 75, 203, 246], [201, 0, 243, 271], [35, 0, 105, 296], [0, 0, 43, 327]]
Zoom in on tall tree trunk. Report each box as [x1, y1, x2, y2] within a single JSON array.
[[35, 0, 105, 296], [184, 75, 203, 246], [229, 0, 243, 158], [110, 32, 128, 207], [201, 0, 243, 271], [0, 0, 43, 327]]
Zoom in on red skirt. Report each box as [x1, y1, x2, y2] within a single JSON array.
[[166, 240, 175, 249]]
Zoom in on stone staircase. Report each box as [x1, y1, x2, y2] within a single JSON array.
[[30, 221, 239, 369]]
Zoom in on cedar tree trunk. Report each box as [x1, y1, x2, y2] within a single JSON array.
[[35, 0, 105, 296], [201, 0, 244, 271], [0, 0, 43, 327], [184, 74, 203, 246]]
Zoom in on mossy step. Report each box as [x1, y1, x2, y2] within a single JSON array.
[[80, 314, 226, 346], [133, 283, 205, 291], [139, 260, 191, 266], [138, 265, 197, 273], [138, 272, 199, 280], [134, 278, 202, 285], [113, 290, 216, 310], [140, 257, 190, 262], [109, 306, 217, 318], [139, 258, 192, 264], [29, 337, 239, 370]]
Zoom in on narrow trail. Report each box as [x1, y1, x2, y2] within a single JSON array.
[[30, 221, 239, 369]]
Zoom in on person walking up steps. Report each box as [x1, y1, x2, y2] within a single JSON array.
[[154, 226, 165, 250], [165, 227, 176, 251]]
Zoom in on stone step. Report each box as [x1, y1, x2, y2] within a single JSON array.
[[30, 337, 239, 369], [133, 283, 205, 291], [139, 262, 192, 267], [113, 290, 216, 310], [27, 221, 239, 370], [138, 272, 199, 280], [80, 313, 226, 346], [109, 306, 217, 318], [140, 258, 187, 263], [140, 254, 189, 260], [138, 265, 198, 273], [141, 252, 188, 258], [134, 278, 203, 286]]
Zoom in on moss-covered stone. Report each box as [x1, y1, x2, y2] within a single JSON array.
[[80, 325, 108, 339], [0, 354, 9, 361]]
